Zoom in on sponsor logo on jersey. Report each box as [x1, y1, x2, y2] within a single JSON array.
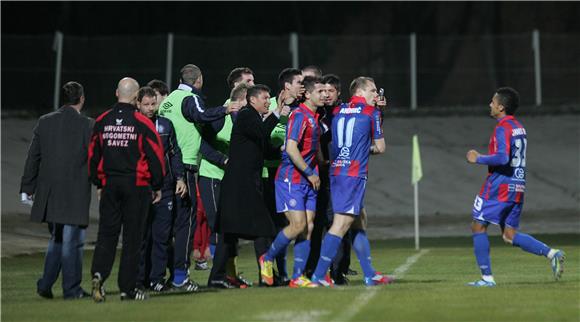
[[116, 118, 123, 125], [508, 184, 525, 193]]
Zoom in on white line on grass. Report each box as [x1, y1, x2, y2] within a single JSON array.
[[332, 249, 430, 322]]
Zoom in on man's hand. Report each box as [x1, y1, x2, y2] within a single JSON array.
[[280, 105, 291, 117], [226, 100, 242, 114], [152, 190, 162, 204], [175, 179, 188, 198], [20, 192, 33, 206], [466, 150, 480, 164], [308, 174, 321, 191], [376, 97, 387, 111]]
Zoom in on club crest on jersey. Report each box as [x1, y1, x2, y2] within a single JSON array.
[[514, 168, 525, 179], [289, 199, 297, 207]]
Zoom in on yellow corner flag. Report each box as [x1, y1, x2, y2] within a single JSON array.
[[412, 135, 423, 184]]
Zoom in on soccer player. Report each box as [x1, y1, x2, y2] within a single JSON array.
[[466, 87, 566, 287], [259, 76, 328, 288], [311, 76, 390, 287], [262, 68, 305, 284]]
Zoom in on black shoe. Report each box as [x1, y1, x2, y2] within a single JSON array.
[[226, 274, 253, 288], [91, 274, 106, 303], [333, 273, 349, 285], [346, 268, 358, 276], [208, 279, 236, 289], [149, 280, 169, 293], [120, 288, 148, 301], [194, 260, 210, 271], [37, 288, 53, 299], [64, 289, 90, 300], [172, 279, 200, 293]]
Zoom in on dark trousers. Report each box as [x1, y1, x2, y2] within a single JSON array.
[[208, 233, 269, 283], [137, 192, 175, 286], [172, 165, 197, 276], [91, 180, 151, 293], [198, 176, 220, 248]]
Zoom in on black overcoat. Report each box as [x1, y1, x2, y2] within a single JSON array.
[[216, 106, 279, 238], [20, 106, 94, 226]]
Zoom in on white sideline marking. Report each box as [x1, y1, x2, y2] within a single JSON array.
[[256, 310, 330, 322], [332, 249, 430, 322]]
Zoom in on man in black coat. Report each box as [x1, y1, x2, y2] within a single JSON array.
[[20, 81, 94, 299], [208, 84, 289, 287]]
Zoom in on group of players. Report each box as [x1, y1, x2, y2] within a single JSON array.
[[84, 64, 392, 301], [36, 62, 566, 302]]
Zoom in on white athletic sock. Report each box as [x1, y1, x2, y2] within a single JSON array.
[[547, 248, 558, 260], [482, 275, 495, 283]]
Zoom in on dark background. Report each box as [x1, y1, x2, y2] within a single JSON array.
[[2, 1, 580, 116], [3, 2, 580, 36]]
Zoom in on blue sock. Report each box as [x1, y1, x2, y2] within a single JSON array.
[[473, 232, 492, 276], [512, 233, 551, 256], [276, 243, 289, 278], [352, 230, 376, 279], [265, 231, 292, 261], [173, 269, 187, 285], [210, 244, 216, 258], [292, 239, 311, 279], [312, 233, 342, 281]]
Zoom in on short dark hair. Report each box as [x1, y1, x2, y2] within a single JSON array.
[[246, 84, 271, 102], [227, 67, 254, 89], [147, 79, 169, 96], [278, 68, 302, 91], [230, 83, 251, 102], [180, 64, 202, 85], [302, 76, 323, 94], [62, 81, 84, 105], [349, 76, 375, 97], [496, 87, 520, 115], [322, 74, 341, 92], [137, 86, 157, 102], [302, 65, 323, 78]]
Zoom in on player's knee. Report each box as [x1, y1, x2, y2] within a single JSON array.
[[502, 233, 513, 244]]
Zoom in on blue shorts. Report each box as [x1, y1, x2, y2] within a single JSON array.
[[471, 195, 522, 229], [275, 180, 317, 213], [330, 176, 366, 216]]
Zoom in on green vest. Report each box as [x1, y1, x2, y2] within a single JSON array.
[[158, 89, 202, 166], [199, 115, 233, 180], [264, 97, 288, 168]]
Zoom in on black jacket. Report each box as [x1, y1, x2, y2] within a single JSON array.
[[20, 106, 94, 226], [89, 103, 165, 190], [216, 106, 279, 238]]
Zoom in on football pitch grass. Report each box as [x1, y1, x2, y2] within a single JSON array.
[[2, 234, 578, 322]]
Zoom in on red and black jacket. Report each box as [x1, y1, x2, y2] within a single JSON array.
[[89, 102, 165, 190]]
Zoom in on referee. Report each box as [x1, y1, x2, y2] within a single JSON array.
[[89, 77, 165, 302]]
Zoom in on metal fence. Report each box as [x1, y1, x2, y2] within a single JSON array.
[[2, 31, 579, 116]]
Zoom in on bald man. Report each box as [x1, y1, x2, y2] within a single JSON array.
[[89, 77, 166, 301]]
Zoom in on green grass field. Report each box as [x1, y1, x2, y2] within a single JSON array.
[[2, 234, 579, 322]]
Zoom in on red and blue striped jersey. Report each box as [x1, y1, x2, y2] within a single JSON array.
[[330, 96, 383, 178], [275, 103, 321, 184], [477, 115, 527, 203]]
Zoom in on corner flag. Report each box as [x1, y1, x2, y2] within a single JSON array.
[[412, 135, 423, 184]]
